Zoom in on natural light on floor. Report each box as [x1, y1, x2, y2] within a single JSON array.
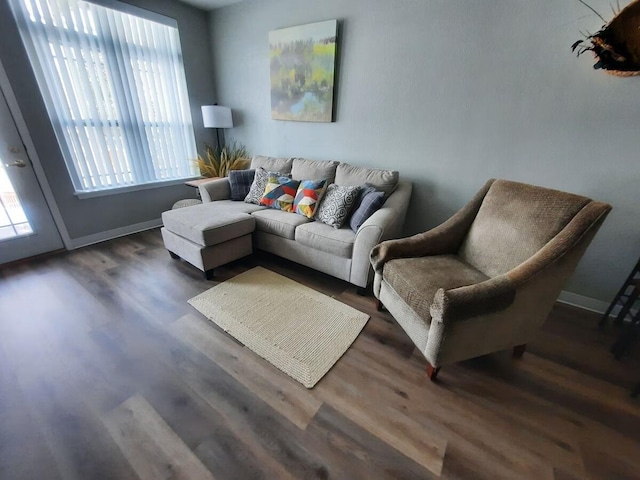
[[0, 161, 33, 240]]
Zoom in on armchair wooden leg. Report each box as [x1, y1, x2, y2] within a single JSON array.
[[375, 299, 384, 311], [203, 269, 214, 281], [168, 250, 179, 259], [426, 364, 440, 381], [513, 344, 526, 358]]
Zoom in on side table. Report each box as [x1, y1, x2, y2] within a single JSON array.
[[185, 177, 220, 194]]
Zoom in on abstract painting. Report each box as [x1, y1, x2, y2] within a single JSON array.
[[269, 20, 337, 122]]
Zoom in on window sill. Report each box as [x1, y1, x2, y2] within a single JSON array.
[[74, 177, 201, 199]]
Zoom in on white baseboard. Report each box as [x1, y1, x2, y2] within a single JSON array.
[[71, 218, 162, 249], [557, 291, 610, 315], [68, 223, 618, 318]]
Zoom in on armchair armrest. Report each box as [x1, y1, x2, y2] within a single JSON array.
[[198, 178, 231, 202], [370, 179, 495, 274], [430, 274, 516, 324]]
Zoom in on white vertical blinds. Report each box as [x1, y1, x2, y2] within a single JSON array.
[[11, 0, 198, 192]]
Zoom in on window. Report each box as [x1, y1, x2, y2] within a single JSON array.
[[11, 0, 198, 194]]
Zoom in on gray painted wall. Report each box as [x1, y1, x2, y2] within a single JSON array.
[[0, 0, 216, 241], [208, 0, 640, 302]]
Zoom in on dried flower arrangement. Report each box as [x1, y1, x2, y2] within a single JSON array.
[[572, 0, 640, 76], [194, 140, 250, 178]]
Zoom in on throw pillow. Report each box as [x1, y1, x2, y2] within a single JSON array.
[[349, 185, 386, 232], [229, 169, 255, 201], [260, 175, 301, 212], [244, 167, 291, 205], [293, 179, 327, 218], [315, 184, 361, 228]]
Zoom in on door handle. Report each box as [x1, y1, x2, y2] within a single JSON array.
[[5, 160, 27, 168]]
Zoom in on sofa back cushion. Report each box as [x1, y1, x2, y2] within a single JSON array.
[[291, 158, 339, 183], [334, 163, 399, 194], [250, 155, 293, 174]]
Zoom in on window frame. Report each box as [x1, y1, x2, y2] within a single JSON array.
[[11, 0, 199, 196]]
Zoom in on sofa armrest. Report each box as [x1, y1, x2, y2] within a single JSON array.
[[370, 179, 494, 275], [198, 178, 231, 202], [350, 181, 412, 287]]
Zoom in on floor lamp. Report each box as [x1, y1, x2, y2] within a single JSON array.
[[201, 105, 233, 152]]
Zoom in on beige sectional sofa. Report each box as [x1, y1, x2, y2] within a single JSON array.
[[162, 155, 412, 287]]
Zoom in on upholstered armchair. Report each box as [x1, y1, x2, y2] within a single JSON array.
[[370, 179, 611, 380]]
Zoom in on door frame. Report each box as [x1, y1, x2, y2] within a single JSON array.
[[0, 58, 72, 250]]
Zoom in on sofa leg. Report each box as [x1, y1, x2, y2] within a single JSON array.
[[168, 250, 179, 259], [375, 299, 384, 311], [356, 287, 369, 296], [513, 344, 526, 358], [426, 364, 440, 381], [203, 269, 214, 281]]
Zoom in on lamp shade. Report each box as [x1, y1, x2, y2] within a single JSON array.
[[201, 105, 233, 128]]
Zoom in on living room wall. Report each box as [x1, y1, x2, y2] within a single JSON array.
[[0, 0, 215, 245], [208, 0, 639, 306]]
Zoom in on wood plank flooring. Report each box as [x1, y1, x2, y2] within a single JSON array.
[[0, 229, 638, 480]]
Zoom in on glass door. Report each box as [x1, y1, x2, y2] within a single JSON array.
[[0, 159, 33, 240], [0, 82, 63, 264]]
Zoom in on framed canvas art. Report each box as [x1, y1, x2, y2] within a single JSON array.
[[269, 20, 338, 122]]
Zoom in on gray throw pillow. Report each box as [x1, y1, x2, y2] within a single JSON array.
[[229, 169, 255, 201], [315, 184, 361, 228], [349, 185, 386, 232], [244, 167, 291, 205]]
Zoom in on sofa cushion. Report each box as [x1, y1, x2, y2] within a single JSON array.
[[260, 176, 300, 212], [295, 222, 356, 258], [349, 185, 386, 232], [244, 167, 292, 205], [291, 158, 339, 183], [250, 155, 293, 174], [335, 163, 399, 195], [203, 199, 265, 214], [251, 209, 311, 239], [383, 254, 489, 324], [162, 203, 255, 247], [315, 184, 361, 228], [293, 179, 327, 218], [229, 169, 255, 201]]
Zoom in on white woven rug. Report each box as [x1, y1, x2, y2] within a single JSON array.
[[188, 266, 369, 388]]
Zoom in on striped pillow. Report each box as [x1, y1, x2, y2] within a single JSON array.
[[293, 179, 327, 218], [260, 176, 300, 212]]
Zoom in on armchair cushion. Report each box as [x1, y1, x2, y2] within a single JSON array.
[[383, 255, 489, 324], [458, 180, 591, 277]]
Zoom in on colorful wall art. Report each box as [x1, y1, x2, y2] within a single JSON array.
[[269, 20, 338, 122]]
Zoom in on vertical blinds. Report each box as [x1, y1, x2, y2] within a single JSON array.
[[11, 0, 198, 192]]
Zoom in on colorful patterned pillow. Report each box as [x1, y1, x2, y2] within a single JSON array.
[[293, 179, 327, 218], [315, 184, 361, 228], [349, 185, 386, 232], [229, 169, 255, 201], [260, 176, 301, 212], [244, 167, 291, 205]]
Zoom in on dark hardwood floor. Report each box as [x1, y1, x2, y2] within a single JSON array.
[[1, 229, 639, 480]]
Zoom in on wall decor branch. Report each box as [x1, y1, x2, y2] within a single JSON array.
[[572, 0, 640, 76]]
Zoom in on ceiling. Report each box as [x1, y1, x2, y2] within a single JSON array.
[[177, 0, 243, 11]]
